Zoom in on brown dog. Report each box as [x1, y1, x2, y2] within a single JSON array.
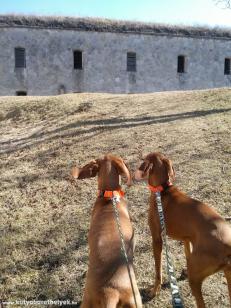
[[72, 154, 142, 308], [135, 152, 231, 308]]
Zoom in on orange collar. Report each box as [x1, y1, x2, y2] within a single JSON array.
[[98, 189, 125, 198], [148, 181, 172, 193]]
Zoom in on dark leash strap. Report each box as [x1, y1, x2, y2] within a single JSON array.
[[155, 191, 184, 308]]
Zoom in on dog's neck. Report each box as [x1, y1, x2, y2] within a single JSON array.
[[98, 163, 121, 191], [97, 175, 124, 198], [98, 180, 121, 191]]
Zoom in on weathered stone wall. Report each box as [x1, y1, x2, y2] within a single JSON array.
[[1, 25, 231, 95]]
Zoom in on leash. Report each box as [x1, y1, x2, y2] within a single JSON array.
[[155, 191, 184, 308], [111, 196, 139, 308]]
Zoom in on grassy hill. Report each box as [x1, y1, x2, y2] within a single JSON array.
[[0, 89, 231, 307]]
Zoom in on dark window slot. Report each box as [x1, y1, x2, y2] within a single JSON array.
[[177, 55, 185, 73], [74, 50, 82, 69], [15, 48, 26, 68], [224, 58, 231, 75], [127, 52, 136, 72], [16, 91, 27, 96]]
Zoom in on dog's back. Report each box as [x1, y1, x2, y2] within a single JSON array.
[[159, 186, 231, 259], [84, 197, 137, 303]]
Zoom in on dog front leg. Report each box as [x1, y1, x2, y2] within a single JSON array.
[[180, 240, 192, 279], [148, 237, 163, 299]]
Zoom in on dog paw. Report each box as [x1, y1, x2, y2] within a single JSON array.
[[140, 287, 157, 302], [179, 268, 188, 280]]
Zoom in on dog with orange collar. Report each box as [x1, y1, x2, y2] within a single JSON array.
[[71, 154, 142, 308], [135, 152, 231, 308]]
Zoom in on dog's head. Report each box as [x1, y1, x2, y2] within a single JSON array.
[[71, 154, 131, 189], [134, 152, 175, 186]]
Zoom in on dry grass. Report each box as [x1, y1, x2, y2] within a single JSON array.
[[1, 14, 231, 39], [0, 88, 231, 307]]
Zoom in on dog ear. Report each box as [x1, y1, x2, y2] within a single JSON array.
[[112, 159, 132, 186], [134, 160, 152, 181], [71, 160, 100, 180], [163, 158, 175, 182]]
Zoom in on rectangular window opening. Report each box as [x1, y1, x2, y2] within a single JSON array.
[[224, 58, 231, 75], [177, 55, 185, 73], [16, 91, 27, 96], [74, 50, 82, 69], [15, 48, 26, 68], [127, 52, 136, 72]]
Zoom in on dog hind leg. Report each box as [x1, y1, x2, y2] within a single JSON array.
[[224, 268, 231, 305], [80, 297, 92, 308], [187, 252, 209, 308], [124, 286, 143, 308], [188, 277, 205, 308], [101, 289, 120, 308]]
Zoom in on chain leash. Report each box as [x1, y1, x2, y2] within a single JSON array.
[[111, 196, 139, 308], [155, 191, 184, 308]]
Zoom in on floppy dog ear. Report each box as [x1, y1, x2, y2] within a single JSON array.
[[134, 160, 153, 181], [71, 160, 100, 180], [162, 158, 175, 182], [113, 159, 132, 186]]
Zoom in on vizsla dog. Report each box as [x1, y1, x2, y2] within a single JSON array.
[[72, 154, 142, 308], [135, 152, 231, 308]]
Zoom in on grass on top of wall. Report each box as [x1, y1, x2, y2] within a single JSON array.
[[1, 14, 231, 38]]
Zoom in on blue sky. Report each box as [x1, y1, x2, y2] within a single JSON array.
[[1, 0, 231, 27]]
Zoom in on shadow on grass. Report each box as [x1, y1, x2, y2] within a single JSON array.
[[35, 229, 87, 271], [1, 160, 77, 189], [1, 220, 88, 271], [1, 108, 230, 155]]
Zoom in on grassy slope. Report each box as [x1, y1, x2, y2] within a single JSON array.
[[0, 89, 231, 307]]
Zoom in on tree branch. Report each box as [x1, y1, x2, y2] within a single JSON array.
[[214, 0, 231, 9]]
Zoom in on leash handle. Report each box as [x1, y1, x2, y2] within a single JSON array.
[[155, 192, 184, 308], [111, 196, 139, 308]]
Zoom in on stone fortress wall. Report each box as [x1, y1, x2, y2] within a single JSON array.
[[0, 15, 231, 95]]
